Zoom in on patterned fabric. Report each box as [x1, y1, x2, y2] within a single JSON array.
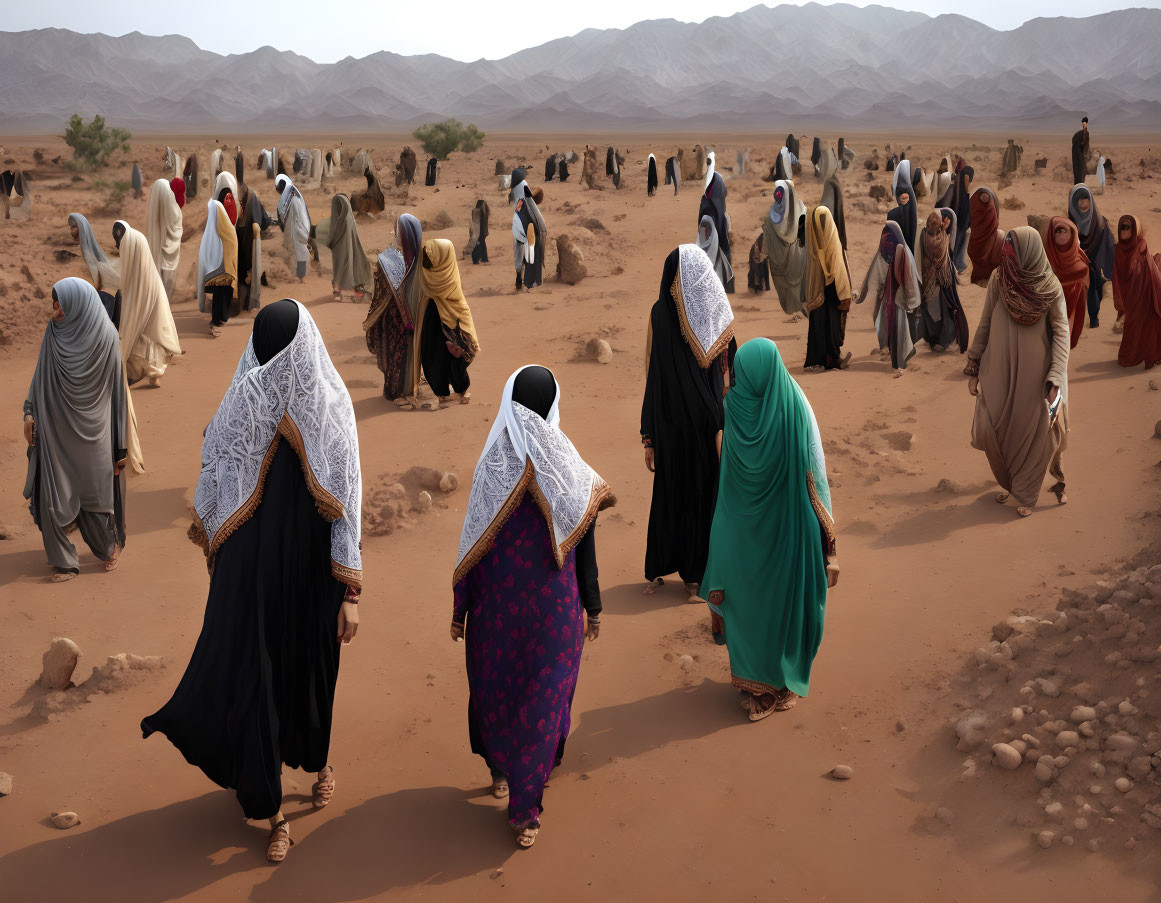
[[193, 300, 362, 585], [377, 248, 405, 291], [453, 496, 586, 829], [454, 366, 611, 584], [675, 244, 735, 367]]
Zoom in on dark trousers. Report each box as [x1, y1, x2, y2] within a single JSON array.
[[1087, 271, 1105, 325], [210, 285, 232, 326], [472, 238, 489, 264]]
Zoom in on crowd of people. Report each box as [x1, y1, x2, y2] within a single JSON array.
[[17, 121, 1161, 861]]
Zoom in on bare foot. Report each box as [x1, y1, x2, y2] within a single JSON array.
[[1017, 506, 1033, 518], [516, 824, 540, 848], [995, 491, 1010, 504], [148, 376, 161, 388], [643, 577, 664, 595], [458, 391, 472, 405], [838, 352, 852, 370], [1051, 483, 1068, 505], [104, 547, 122, 572], [685, 582, 706, 604]]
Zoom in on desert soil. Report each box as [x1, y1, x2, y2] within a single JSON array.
[[0, 131, 1159, 901]]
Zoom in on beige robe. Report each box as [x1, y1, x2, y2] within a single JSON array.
[[969, 284, 1069, 506]]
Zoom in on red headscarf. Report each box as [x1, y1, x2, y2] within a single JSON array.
[[169, 177, 186, 209], [967, 188, 1003, 286], [219, 189, 238, 225], [1045, 216, 1089, 347], [1113, 215, 1161, 368]]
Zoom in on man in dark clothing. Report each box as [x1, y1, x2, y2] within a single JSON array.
[[1071, 116, 1090, 186]]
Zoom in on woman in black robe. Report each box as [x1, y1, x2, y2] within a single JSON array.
[[142, 300, 362, 864], [605, 146, 615, 176], [811, 137, 821, 175], [641, 246, 736, 602], [785, 133, 800, 162], [1068, 184, 1115, 328], [699, 172, 733, 291], [665, 157, 679, 195], [236, 188, 271, 312], [558, 158, 569, 182], [950, 159, 974, 273], [647, 154, 658, 197], [545, 154, 557, 182], [425, 158, 438, 186], [887, 185, 918, 253]]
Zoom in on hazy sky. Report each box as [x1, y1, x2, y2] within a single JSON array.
[[10, 0, 1157, 62]]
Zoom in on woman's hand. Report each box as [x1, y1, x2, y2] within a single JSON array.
[[826, 559, 840, 589], [968, 376, 979, 397], [585, 616, 600, 642], [1046, 383, 1059, 405], [450, 621, 465, 643], [337, 601, 359, 644], [23, 415, 35, 446], [644, 447, 655, 472]]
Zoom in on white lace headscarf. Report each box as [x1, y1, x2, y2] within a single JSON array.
[[453, 366, 613, 585], [192, 300, 363, 587], [672, 243, 735, 367]]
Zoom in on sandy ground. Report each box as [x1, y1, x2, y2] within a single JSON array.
[[1, 132, 1160, 901]]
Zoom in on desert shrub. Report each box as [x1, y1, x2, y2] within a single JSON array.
[[63, 114, 131, 170], [412, 119, 485, 160]]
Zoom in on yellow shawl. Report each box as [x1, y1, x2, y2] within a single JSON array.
[[420, 238, 479, 355], [805, 205, 851, 313]]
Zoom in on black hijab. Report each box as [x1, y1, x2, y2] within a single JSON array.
[[785, 133, 800, 160], [887, 187, 917, 251], [647, 156, 658, 196], [512, 365, 556, 419], [112, 221, 127, 249], [558, 159, 569, 182], [253, 299, 300, 365], [952, 163, 974, 228], [699, 172, 730, 264]]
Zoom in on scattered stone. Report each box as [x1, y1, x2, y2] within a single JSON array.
[[417, 491, 432, 513], [992, 743, 1022, 770], [1002, 195, 1025, 210], [1037, 830, 1056, 848], [1044, 802, 1064, 821], [1035, 678, 1060, 697], [439, 472, 459, 494], [39, 638, 81, 690], [868, 184, 889, 201], [1128, 757, 1152, 779], [50, 811, 80, 830], [830, 765, 853, 781], [1115, 777, 1133, 793], [1107, 732, 1138, 752], [555, 234, 587, 284], [1071, 706, 1096, 723], [585, 338, 613, 364], [0, 772, 12, 796], [1056, 730, 1080, 749], [1035, 756, 1055, 783], [955, 710, 990, 751]]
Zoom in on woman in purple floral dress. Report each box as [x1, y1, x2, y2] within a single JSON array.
[[451, 365, 612, 848]]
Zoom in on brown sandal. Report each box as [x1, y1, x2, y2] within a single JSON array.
[[774, 690, 800, 712], [312, 766, 335, 809], [266, 820, 293, 862], [491, 776, 509, 799], [515, 824, 540, 848], [748, 693, 778, 722]]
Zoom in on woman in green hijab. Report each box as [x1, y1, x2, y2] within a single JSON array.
[[702, 338, 839, 721]]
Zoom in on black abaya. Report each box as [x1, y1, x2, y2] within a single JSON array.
[[420, 301, 470, 397], [558, 160, 569, 182], [425, 158, 437, 186], [665, 157, 678, 195], [699, 174, 731, 266], [141, 437, 344, 820], [647, 157, 658, 196], [888, 198, 917, 254], [640, 250, 735, 586], [545, 156, 557, 182], [804, 282, 845, 370]]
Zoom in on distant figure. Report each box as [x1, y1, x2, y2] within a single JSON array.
[[235, 188, 268, 313], [949, 158, 974, 273], [425, 157, 438, 186], [968, 187, 1004, 286], [914, 209, 969, 353], [365, 213, 423, 406], [417, 238, 479, 406], [558, 158, 569, 182], [314, 194, 371, 302], [1044, 217, 1089, 348], [23, 278, 127, 582], [698, 214, 734, 293], [859, 221, 920, 372], [197, 198, 238, 337], [818, 148, 847, 251], [1000, 139, 1022, 178], [763, 180, 807, 315], [641, 245, 737, 604], [610, 149, 623, 189], [466, 199, 490, 264], [647, 154, 658, 196], [803, 206, 853, 372], [275, 174, 311, 283], [699, 170, 733, 292], [747, 232, 770, 294], [965, 227, 1069, 518], [665, 156, 678, 195], [702, 337, 838, 720], [1071, 116, 1090, 187], [400, 147, 417, 185], [544, 154, 556, 182], [810, 137, 821, 176], [887, 163, 918, 251], [785, 133, 800, 162], [452, 365, 610, 850], [1067, 184, 1115, 328], [183, 154, 199, 199], [605, 147, 615, 177], [68, 212, 120, 293], [146, 179, 183, 301], [1113, 215, 1161, 370], [511, 168, 547, 290], [131, 162, 143, 199]]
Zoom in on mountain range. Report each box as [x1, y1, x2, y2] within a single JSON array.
[[2, 3, 1159, 133]]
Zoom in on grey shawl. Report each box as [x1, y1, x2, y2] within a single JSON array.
[[23, 278, 126, 528], [68, 213, 120, 292], [762, 179, 807, 314]]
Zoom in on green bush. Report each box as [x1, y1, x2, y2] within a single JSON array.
[[412, 119, 485, 160], [63, 114, 132, 170]]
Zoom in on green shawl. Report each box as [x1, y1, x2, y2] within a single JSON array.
[[701, 338, 834, 698]]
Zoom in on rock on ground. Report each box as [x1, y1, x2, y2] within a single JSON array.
[[39, 638, 81, 690], [556, 234, 587, 285]]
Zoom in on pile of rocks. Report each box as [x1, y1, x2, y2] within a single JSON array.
[[949, 561, 1161, 852]]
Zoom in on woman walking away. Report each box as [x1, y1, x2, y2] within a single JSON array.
[[142, 299, 362, 864], [965, 228, 1069, 517], [417, 238, 480, 407], [452, 365, 611, 849], [197, 197, 238, 337], [1113, 215, 1161, 370], [466, 200, 490, 264], [968, 187, 1004, 287], [803, 207, 853, 373], [315, 194, 371, 301], [146, 179, 183, 301], [703, 338, 838, 721], [365, 213, 423, 406], [275, 174, 310, 283], [23, 278, 126, 582], [1044, 217, 1089, 349], [642, 245, 736, 603]]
